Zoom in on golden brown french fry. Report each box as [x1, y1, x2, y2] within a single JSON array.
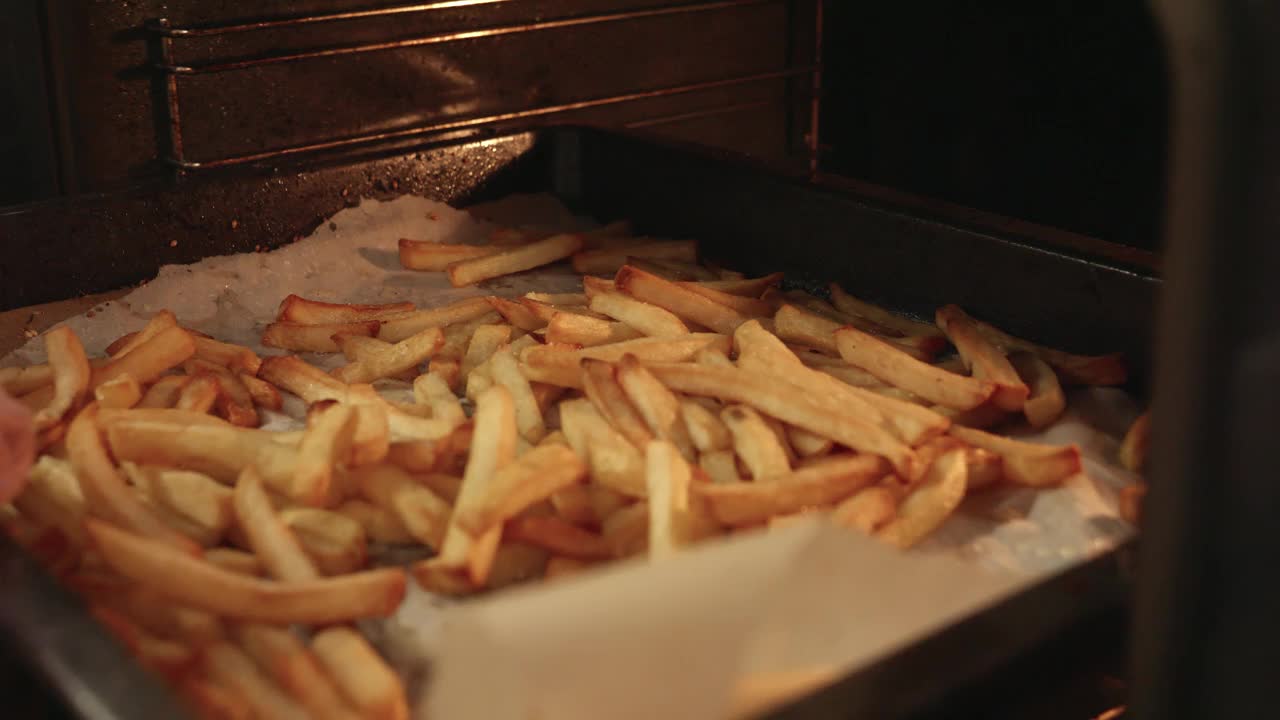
[[234, 467, 319, 582], [460, 323, 512, 379], [292, 403, 356, 505], [411, 372, 465, 428], [490, 347, 546, 443], [94, 374, 142, 409], [877, 448, 968, 549], [435, 385, 518, 584], [930, 400, 1009, 430], [698, 449, 742, 484], [616, 353, 695, 460], [355, 464, 452, 550], [92, 605, 197, 679], [107, 310, 180, 359], [935, 305, 1028, 412], [827, 284, 944, 338], [191, 335, 262, 375], [549, 485, 598, 528], [234, 623, 359, 720], [524, 291, 590, 305], [588, 291, 690, 338], [645, 440, 692, 560], [773, 304, 936, 361], [545, 312, 643, 347], [94, 326, 197, 394], [834, 325, 995, 410], [1009, 351, 1066, 428], [336, 499, 414, 544], [586, 273, 785, 299], [87, 521, 406, 623], [695, 454, 888, 526], [680, 282, 774, 317], [485, 296, 546, 331], [176, 375, 219, 413], [277, 295, 415, 324], [581, 358, 653, 448], [278, 507, 368, 576], [948, 425, 1082, 486], [125, 463, 234, 545], [720, 405, 791, 480], [428, 357, 462, 391], [558, 399, 647, 497], [203, 547, 263, 577], [456, 444, 586, 534], [33, 326, 91, 431], [786, 425, 833, 457], [139, 375, 191, 409], [239, 373, 283, 412], [187, 359, 260, 427], [377, 297, 495, 343], [1120, 411, 1150, 473], [0, 364, 55, 396], [831, 485, 897, 534], [615, 265, 747, 334], [262, 321, 381, 353], [680, 399, 732, 453], [411, 558, 478, 596], [503, 515, 614, 560], [68, 406, 198, 552], [601, 501, 649, 556], [645, 363, 919, 479], [618, 255, 714, 281], [332, 326, 444, 384], [941, 306, 1128, 386], [15, 456, 86, 544], [311, 626, 409, 720], [518, 334, 731, 389], [572, 239, 697, 275], [203, 642, 310, 720], [448, 233, 583, 287], [398, 238, 496, 270], [965, 447, 1003, 491]]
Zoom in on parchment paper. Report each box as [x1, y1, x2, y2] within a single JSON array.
[[3, 193, 1142, 720]]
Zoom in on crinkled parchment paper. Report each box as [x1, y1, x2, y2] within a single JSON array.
[[3, 193, 1142, 720]]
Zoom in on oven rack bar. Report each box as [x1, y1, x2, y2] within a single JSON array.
[[145, 0, 822, 172]]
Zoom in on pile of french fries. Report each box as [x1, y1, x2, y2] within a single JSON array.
[[1, 220, 1130, 719]]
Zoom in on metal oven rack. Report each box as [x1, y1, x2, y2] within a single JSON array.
[[144, 0, 823, 173]]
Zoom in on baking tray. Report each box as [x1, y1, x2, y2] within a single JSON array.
[[0, 126, 1157, 719]]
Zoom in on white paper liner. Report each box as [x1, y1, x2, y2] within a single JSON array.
[[4, 193, 1142, 720]]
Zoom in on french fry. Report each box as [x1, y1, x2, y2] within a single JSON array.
[[549, 484, 598, 528], [878, 448, 968, 548], [524, 291, 590, 305], [646, 363, 918, 479], [87, 521, 406, 623], [546, 312, 643, 346], [680, 399, 732, 452], [615, 265, 748, 334], [239, 373, 283, 411], [278, 507, 368, 575], [434, 385, 517, 584], [518, 297, 611, 324], [680, 283, 774, 317], [108, 310, 180, 359], [699, 449, 742, 484], [203, 642, 310, 720], [139, 374, 191, 409], [125, 463, 234, 545], [721, 405, 791, 480], [935, 305, 1028, 412], [337, 499, 414, 544], [92, 605, 197, 679], [939, 306, 1127, 385], [645, 440, 692, 559], [694, 454, 888, 526], [292, 403, 357, 506], [930, 401, 1010, 430], [615, 353, 696, 460], [276, 295, 414, 325], [419, 472, 464, 503], [965, 447, 1003, 491], [485, 296, 546, 331], [601, 501, 649, 556], [33, 326, 91, 431], [0, 364, 55, 396], [773, 304, 934, 361], [786, 425, 833, 457], [234, 623, 359, 720], [192, 335, 262, 375], [68, 406, 197, 552], [398, 239, 496, 270], [831, 485, 898, 534], [834, 325, 995, 410], [355, 464, 452, 550], [827, 284, 943, 338], [204, 547, 263, 577], [518, 334, 731, 389], [1119, 411, 1150, 473], [15, 456, 87, 543], [188, 359, 259, 427], [311, 626, 409, 720], [455, 444, 586, 534], [177, 375, 220, 413], [377, 297, 495, 343], [262, 321, 381, 353], [490, 347, 546, 442], [626, 256, 719, 281], [948, 425, 1082, 486], [572, 240, 697, 275], [234, 466, 319, 582], [428, 357, 462, 391], [581, 358, 653, 448], [558, 398, 647, 497], [94, 374, 142, 409], [1009, 351, 1066, 428], [94, 325, 196, 393], [503, 515, 613, 560], [332, 326, 444, 384], [412, 372, 465, 428], [588, 291, 690, 338], [460, 324, 512, 379], [447, 233, 583, 287], [586, 273, 784, 299]]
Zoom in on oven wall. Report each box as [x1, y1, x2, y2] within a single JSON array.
[[20, 0, 808, 198]]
